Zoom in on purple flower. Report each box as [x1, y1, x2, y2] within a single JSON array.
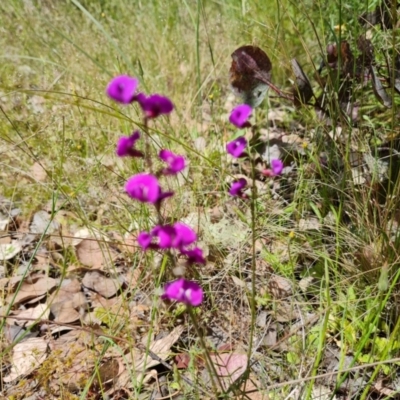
[[136, 93, 174, 118], [173, 223, 197, 249], [229, 104, 252, 128], [138, 223, 196, 251], [271, 159, 284, 175], [116, 131, 143, 157], [181, 247, 206, 264], [106, 75, 138, 104], [229, 178, 247, 197], [159, 150, 186, 174], [137, 231, 153, 249], [162, 278, 203, 306], [125, 174, 161, 203], [138, 225, 177, 250], [226, 136, 247, 158]]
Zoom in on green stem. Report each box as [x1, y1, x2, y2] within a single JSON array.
[[188, 306, 222, 395]]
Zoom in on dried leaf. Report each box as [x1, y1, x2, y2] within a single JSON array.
[[82, 271, 121, 298], [31, 162, 47, 182], [370, 66, 392, 108], [241, 375, 269, 400], [72, 227, 91, 246], [4, 324, 28, 343], [118, 325, 184, 388], [30, 210, 60, 235], [291, 58, 314, 107], [267, 275, 293, 299], [210, 352, 248, 391], [175, 353, 191, 369], [389, 53, 400, 95], [49, 281, 87, 324], [9, 303, 50, 327], [373, 378, 396, 397], [76, 238, 117, 270], [3, 337, 48, 382], [0, 215, 10, 231], [6, 277, 57, 305], [231, 275, 247, 288], [0, 241, 22, 261]]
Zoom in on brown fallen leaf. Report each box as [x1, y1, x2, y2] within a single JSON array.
[[6, 277, 57, 306], [210, 352, 248, 391], [31, 162, 47, 182], [3, 337, 48, 382], [371, 65, 392, 108], [9, 303, 50, 327], [76, 238, 118, 270], [117, 325, 184, 388], [240, 375, 270, 400], [291, 58, 314, 107], [48, 281, 87, 324], [82, 271, 121, 298], [267, 275, 293, 299]]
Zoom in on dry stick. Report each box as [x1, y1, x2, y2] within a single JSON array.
[[0, 314, 212, 397], [253, 70, 295, 102], [253, 69, 328, 114], [244, 357, 400, 393]]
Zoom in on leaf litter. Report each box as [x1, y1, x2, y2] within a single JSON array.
[[3, 14, 400, 400]]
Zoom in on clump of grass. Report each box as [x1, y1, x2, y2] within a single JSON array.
[[2, 0, 400, 399]]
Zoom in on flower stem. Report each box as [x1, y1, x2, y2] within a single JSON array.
[[188, 306, 222, 395]]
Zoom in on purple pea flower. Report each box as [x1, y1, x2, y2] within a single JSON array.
[[116, 131, 143, 157], [262, 159, 284, 177], [172, 223, 197, 249], [137, 231, 153, 249], [271, 159, 284, 175], [159, 150, 186, 175], [229, 104, 252, 128], [229, 178, 247, 197], [226, 136, 247, 158], [181, 247, 206, 265], [106, 75, 138, 104], [138, 225, 177, 250], [136, 93, 174, 118], [138, 223, 197, 251], [125, 173, 161, 203], [162, 278, 203, 306]]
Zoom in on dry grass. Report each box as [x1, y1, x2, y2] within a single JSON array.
[[2, 1, 400, 399]]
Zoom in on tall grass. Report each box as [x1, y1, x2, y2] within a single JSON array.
[[2, 0, 400, 398]]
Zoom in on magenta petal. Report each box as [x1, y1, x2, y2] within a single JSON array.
[[116, 131, 143, 157], [125, 174, 160, 203], [186, 281, 204, 306], [271, 159, 284, 175], [229, 178, 247, 196], [173, 223, 197, 248], [229, 104, 252, 128], [138, 231, 152, 249], [162, 278, 203, 306], [106, 75, 138, 104], [137, 93, 174, 118], [163, 278, 184, 300], [226, 136, 247, 158], [152, 225, 176, 248], [181, 247, 206, 264], [159, 149, 186, 174]]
